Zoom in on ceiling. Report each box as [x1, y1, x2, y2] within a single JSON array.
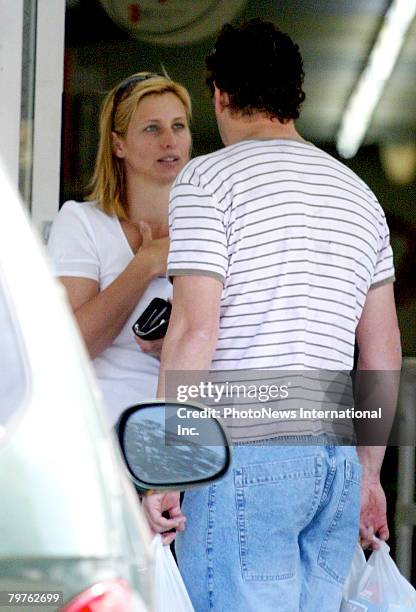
[[65, 0, 416, 153]]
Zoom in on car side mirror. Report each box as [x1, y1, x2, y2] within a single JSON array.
[[117, 401, 231, 491]]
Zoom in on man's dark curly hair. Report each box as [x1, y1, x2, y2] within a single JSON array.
[[206, 19, 305, 123]]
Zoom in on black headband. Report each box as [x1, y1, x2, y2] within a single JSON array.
[[111, 73, 163, 131]]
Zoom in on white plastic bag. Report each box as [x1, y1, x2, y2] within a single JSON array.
[[342, 542, 368, 603], [151, 535, 194, 612], [341, 539, 416, 611]]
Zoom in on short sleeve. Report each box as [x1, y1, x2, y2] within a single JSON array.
[[370, 207, 395, 290], [47, 201, 100, 281], [167, 180, 228, 283]]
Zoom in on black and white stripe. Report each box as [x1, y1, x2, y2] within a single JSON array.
[[168, 139, 395, 372]]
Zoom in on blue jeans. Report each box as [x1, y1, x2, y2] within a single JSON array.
[[176, 443, 361, 612]]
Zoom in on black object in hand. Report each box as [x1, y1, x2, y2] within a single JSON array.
[[132, 298, 172, 341]]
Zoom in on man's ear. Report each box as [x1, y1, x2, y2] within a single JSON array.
[[213, 85, 230, 115], [111, 131, 125, 159]]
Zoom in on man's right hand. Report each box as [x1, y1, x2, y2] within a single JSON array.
[[141, 491, 186, 546], [359, 475, 389, 550]]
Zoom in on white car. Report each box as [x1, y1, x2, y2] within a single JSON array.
[[0, 161, 229, 611]]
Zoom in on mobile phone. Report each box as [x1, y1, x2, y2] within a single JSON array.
[[132, 297, 171, 341]]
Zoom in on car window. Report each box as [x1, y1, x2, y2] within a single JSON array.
[[0, 271, 28, 436]]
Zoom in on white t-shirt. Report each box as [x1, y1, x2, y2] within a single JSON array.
[[48, 200, 171, 425], [168, 139, 395, 370], [167, 139, 395, 442]]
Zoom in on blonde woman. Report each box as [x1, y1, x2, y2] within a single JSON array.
[[48, 73, 192, 424]]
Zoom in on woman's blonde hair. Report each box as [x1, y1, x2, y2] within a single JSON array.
[[86, 72, 192, 220]]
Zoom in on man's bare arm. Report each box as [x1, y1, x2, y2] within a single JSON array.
[[356, 282, 401, 371], [355, 282, 402, 547], [156, 275, 223, 397]]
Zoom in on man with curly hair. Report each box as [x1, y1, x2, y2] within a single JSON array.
[[143, 19, 401, 611]]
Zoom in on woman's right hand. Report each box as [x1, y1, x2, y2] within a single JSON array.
[[138, 221, 169, 277]]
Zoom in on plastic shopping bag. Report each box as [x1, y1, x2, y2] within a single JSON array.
[[341, 539, 416, 611], [151, 535, 194, 612], [342, 542, 368, 603]]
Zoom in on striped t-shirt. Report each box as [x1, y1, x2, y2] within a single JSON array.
[[168, 138, 394, 373]]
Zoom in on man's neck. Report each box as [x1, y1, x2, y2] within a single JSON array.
[[223, 117, 307, 146]]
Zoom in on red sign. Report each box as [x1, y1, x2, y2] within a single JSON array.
[[128, 3, 141, 23]]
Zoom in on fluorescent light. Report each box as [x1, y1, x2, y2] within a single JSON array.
[[337, 0, 416, 158]]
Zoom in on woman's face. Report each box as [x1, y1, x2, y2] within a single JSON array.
[[114, 92, 191, 186]]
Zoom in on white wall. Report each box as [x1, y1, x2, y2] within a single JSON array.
[[31, 0, 66, 237], [0, 1, 24, 187], [0, 0, 65, 238]]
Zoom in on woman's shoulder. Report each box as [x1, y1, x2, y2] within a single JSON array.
[[59, 199, 105, 218], [57, 199, 118, 229], [48, 200, 123, 265]]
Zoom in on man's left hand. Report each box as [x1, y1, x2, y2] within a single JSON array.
[[359, 475, 389, 550]]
